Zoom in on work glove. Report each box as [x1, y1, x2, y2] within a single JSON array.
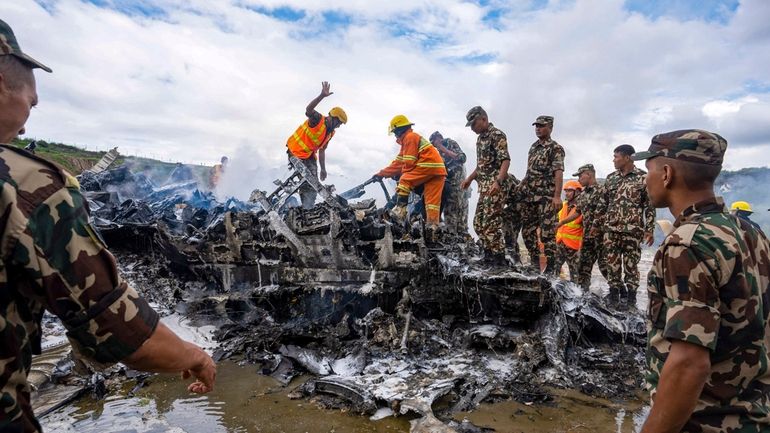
[[371, 174, 384, 182]]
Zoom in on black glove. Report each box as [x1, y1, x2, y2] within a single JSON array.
[[371, 174, 383, 181]]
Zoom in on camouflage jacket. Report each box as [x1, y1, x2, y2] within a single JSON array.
[[646, 197, 770, 432], [574, 183, 603, 235], [475, 124, 511, 195], [438, 138, 467, 175], [0, 145, 160, 433], [597, 167, 654, 237], [519, 138, 565, 202]]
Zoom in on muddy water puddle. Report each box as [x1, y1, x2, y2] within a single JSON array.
[[42, 361, 648, 433]]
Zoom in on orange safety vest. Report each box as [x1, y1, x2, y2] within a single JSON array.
[[287, 115, 335, 160], [556, 201, 583, 250]]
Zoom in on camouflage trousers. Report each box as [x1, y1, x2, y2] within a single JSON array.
[[555, 243, 580, 282], [474, 190, 506, 254], [577, 234, 607, 290], [602, 231, 642, 292], [290, 154, 318, 209], [519, 199, 558, 270], [503, 202, 522, 262], [442, 169, 469, 236]]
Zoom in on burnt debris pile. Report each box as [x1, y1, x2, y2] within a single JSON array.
[[83, 162, 646, 431]]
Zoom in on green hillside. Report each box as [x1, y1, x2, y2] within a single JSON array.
[[9, 138, 210, 186]]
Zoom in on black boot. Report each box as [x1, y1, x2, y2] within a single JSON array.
[[617, 285, 630, 310], [625, 288, 638, 310], [493, 252, 509, 270], [607, 287, 621, 308]]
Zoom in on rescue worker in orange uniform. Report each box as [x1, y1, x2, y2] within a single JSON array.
[[373, 115, 447, 227], [555, 180, 584, 281], [286, 81, 347, 209]]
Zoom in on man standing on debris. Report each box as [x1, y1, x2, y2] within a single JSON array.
[[635, 130, 770, 433], [504, 173, 523, 264], [461, 106, 511, 267], [596, 145, 655, 309], [0, 19, 216, 432], [429, 131, 469, 237], [286, 81, 347, 209], [563, 164, 608, 290], [554, 180, 583, 281], [374, 115, 446, 227], [516, 115, 565, 274]]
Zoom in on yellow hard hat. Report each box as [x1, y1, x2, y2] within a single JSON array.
[[389, 114, 413, 134], [731, 201, 753, 213], [328, 107, 347, 124]]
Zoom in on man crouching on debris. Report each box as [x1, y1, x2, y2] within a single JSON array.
[[0, 20, 216, 432], [634, 130, 770, 433], [373, 115, 447, 228]]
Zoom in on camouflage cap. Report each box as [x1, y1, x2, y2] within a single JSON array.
[[429, 131, 443, 142], [0, 19, 51, 73], [571, 163, 595, 176], [631, 129, 727, 166], [532, 115, 554, 126], [465, 106, 487, 127]]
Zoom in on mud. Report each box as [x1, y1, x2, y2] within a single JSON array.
[[41, 361, 649, 433]]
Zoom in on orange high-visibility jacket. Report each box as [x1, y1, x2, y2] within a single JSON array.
[[287, 115, 335, 160], [377, 130, 447, 178], [556, 201, 583, 250]]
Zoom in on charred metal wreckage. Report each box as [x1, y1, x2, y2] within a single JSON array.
[[35, 158, 647, 432]]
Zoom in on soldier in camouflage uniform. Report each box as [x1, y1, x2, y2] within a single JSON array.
[[430, 131, 469, 237], [596, 144, 655, 308], [461, 106, 511, 266], [503, 173, 522, 264], [634, 129, 770, 433], [0, 20, 215, 432], [516, 115, 564, 274], [569, 164, 609, 290]]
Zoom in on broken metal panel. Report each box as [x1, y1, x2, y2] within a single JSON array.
[[83, 147, 120, 174], [59, 162, 649, 432]]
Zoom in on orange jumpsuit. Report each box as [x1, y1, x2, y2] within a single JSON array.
[[377, 130, 447, 224]]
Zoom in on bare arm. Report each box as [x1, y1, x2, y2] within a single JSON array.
[[318, 147, 327, 181], [557, 208, 581, 227], [461, 168, 478, 189], [434, 141, 458, 160], [124, 322, 216, 394], [305, 81, 333, 117], [488, 159, 510, 195], [497, 160, 510, 184], [640, 341, 710, 433]]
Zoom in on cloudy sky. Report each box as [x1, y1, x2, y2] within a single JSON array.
[[3, 0, 770, 198]]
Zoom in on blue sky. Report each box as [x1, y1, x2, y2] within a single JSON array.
[[6, 0, 770, 202]]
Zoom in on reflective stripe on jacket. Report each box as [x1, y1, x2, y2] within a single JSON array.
[[556, 201, 583, 250], [377, 130, 447, 178], [287, 115, 334, 160]]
